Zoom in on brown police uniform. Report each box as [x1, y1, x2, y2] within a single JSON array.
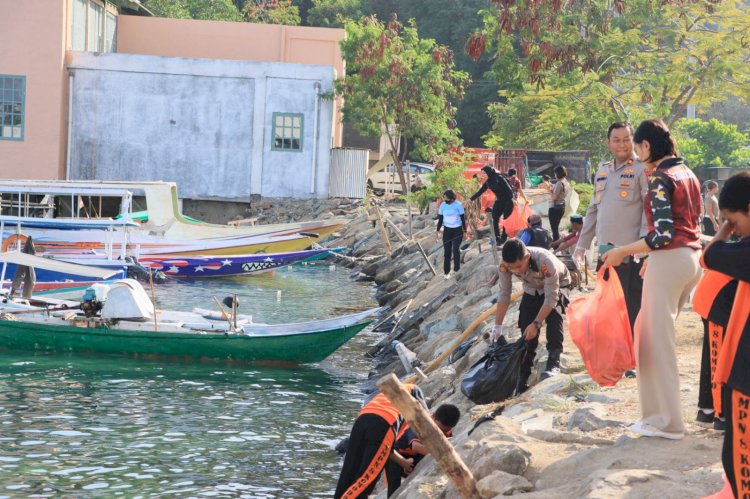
[[576, 154, 649, 332], [498, 246, 571, 390]]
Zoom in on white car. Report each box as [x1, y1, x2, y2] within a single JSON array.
[[367, 162, 434, 195]]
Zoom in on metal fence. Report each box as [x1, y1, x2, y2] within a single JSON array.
[[329, 148, 368, 198]]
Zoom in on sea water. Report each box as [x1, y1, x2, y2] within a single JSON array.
[[0, 263, 377, 497]]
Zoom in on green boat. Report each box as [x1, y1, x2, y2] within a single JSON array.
[[0, 253, 378, 364]]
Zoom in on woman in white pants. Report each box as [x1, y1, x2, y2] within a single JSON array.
[[602, 119, 703, 440]]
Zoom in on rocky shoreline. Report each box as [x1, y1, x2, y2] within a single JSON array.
[[320, 200, 724, 498]]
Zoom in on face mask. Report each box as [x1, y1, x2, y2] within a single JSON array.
[[444, 199, 453, 204]]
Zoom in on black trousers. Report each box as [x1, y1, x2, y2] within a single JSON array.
[[548, 204, 565, 241], [518, 291, 567, 386], [442, 226, 463, 274], [335, 414, 395, 499], [702, 216, 717, 236], [596, 257, 643, 334], [698, 319, 726, 413], [491, 199, 514, 240], [722, 386, 750, 498]]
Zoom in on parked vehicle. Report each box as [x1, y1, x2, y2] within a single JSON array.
[[367, 162, 434, 195]]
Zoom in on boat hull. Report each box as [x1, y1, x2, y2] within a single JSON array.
[[138, 248, 335, 278], [0, 263, 127, 291], [0, 318, 372, 364]]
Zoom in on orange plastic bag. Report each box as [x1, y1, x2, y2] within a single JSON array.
[[568, 265, 635, 386], [500, 201, 534, 237]]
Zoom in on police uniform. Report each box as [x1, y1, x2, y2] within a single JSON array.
[[576, 154, 649, 332], [498, 246, 571, 390]]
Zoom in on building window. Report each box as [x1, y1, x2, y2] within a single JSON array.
[[0, 75, 25, 141], [71, 0, 117, 53], [272, 113, 303, 152]]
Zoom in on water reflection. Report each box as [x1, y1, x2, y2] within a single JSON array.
[[0, 264, 377, 497]]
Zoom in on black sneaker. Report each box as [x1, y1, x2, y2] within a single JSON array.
[[624, 369, 637, 378], [714, 418, 726, 431], [696, 410, 715, 423]]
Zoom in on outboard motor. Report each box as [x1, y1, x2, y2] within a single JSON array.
[[81, 284, 108, 317], [125, 256, 167, 284]]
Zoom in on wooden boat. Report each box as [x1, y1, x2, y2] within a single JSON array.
[[0, 253, 377, 363], [0, 250, 125, 292], [138, 247, 343, 278], [0, 180, 345, 256]]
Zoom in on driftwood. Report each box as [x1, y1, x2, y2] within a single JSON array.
[[415, 239, 438, 277], [377, 374, 480, 499]]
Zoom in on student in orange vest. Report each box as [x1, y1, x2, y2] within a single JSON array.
[[383, 404, 460, 497], [701, 171, 750, 499], [692, 268, 737, 431], [334, 384, 427, 499]]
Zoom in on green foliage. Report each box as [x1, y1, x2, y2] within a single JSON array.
[[243, 0, 300, 25], [675, 118, 750, 169], [146, 0, 243, 21], [409, 152, 479, 214], [306, 0, 364, 28], [478, 0, 750, 158], [335, 16, 470, 191], [571, 180, 593, 215]]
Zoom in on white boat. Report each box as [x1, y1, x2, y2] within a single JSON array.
[[0, 180, 345, 257]]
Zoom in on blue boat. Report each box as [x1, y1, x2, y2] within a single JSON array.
[[137, 247, 342, 278]]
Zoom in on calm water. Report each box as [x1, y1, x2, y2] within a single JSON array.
[[0, 263, 378, 497]]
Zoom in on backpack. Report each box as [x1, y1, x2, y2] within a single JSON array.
[[527, 225, 552, 249]]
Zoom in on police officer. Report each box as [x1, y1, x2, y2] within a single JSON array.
[[491, 239, 572, 391], [574, 122, 649, 378]]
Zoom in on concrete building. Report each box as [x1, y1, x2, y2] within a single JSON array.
[[0, 1, 346, 199]]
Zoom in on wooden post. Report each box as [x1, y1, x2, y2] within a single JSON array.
[[377, 374, 481, 499], [386, 219, 409, 243], [373, 202, 393, 252], [415, 239, 438, 276], [406, 160, 414, 240]]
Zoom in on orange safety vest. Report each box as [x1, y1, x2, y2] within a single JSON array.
[[693, 269, 734, 320], [714, 281, 750, 414], [359, 383, 417, 439]]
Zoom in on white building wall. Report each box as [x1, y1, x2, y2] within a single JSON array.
[[67, 52, 334, 199]]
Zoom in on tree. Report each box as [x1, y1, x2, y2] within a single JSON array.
[[471, 0, 750, 130], [676, 118, 750, 169], [307, 0, 364, 28], [146, 0, 243, 21], [335, 15, 470, 192], [243, 0, 301, 25]]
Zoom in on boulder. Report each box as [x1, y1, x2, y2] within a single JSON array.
[[477, 470, 534, 497], [567, 406, 623, 432], [469, 443, 532, 479]]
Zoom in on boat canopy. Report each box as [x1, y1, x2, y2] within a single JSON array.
[[0, 251, 121, 279]]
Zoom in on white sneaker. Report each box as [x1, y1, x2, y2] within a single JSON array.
[[628, 421, 684, 440], [443, 273, 451, 280], [540, 367, 560, 380]]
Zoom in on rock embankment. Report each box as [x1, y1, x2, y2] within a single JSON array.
[[321, 201, 724, 499]]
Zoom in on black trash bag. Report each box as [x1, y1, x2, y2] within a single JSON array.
[[460, 338, 528, 404]]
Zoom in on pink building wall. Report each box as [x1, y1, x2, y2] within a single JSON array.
[[117, 16, 346, 146], [0, 0, 69, 180]]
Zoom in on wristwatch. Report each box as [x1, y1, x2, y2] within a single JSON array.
[[532, 319, 542, 330]]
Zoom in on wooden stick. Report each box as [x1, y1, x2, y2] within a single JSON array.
[[377, 374, 480, 499], [373, 203, 393, 252], [386, 219, 409, 242], [415, 239, 438, 276], [212, 296, 234, 331], [148, 267, 158, 333]]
